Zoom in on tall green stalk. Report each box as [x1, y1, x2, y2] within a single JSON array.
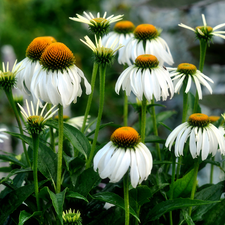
[[189, 160, 199, 216], [151, 98, 161, 161], [32, 133, 40, 211], [123, 94, 128, 126], [123, 172, 130, 225], [86, 64, 106, 169], [5, 89, 31, 167], [81, 62, 99, 133], [56, 104, 64, 193], [141, 96, 147, 143], [193, 40, 207, 113]]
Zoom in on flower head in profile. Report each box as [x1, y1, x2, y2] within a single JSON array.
[[178, 14, 225, 43], [16, 36, 56, 95], [18, 99, 59, 135], [80, 35, 123, 65], [102, 20, 135, 64], [168, 63, 213, 99], [94, 127, 153, 188], [62, 209, 82, 225], [165, 113, 225, 160], [0, 128, 8, 143], [31, 42, 91, 108], [120, 24, 174, 66], [69, 11, 123, 38], [0, 60, 22, 91], [115, 54, 174, 102]]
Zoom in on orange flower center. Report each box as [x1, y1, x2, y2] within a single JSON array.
[[40, 42, 76, 72], [188, 113, 210, 127], [26, 36, 56, 61], [114, 21, 135, 34], [209, 116, 220, 123], [134, 24, 158, 40], [135, 54, 159, 69], [177, 63, 197, 75], [111, 127, 140, 148]]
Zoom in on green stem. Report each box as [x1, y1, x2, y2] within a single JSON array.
[[123, 172, 130, 225], [56, 104, 64, 193], [5, 89, 31, 167], [151, 98, 161, 161], [210, 156, 215, 184], [189, 160, 199, 216], [81, 62, 99, 133], [141, 96, 147, 143], [124, 93, 128, 126], [169, 154, 176, 225], [32, 133, 40, 211], [86, 64, 106, 169], [193, 40, 207, 113], [47, 104, 55, 152]]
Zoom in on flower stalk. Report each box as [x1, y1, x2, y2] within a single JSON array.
[[81, 62, 98, 133], [123, 172, 130, 225], [141, 96, 147, 143], [86, 64, 106, 169], [56, 104, 64, 193]]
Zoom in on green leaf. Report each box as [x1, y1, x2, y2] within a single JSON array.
[[168, 169, 195, 199], [0, 154, 25, 167], [93, 192, 140, 222], [0, 181, 46, 223], [180, 209, 195, 225], [73, 168, 101, 197], [18, 210, 42, 225], [203, 198, 225, 225], [144, 198, 219, 222], [130, 185, 152, 206], [45, 120, 91, 159], [47, 187, 67, 224], [192, 181, 224, 221], [7, 131, 57, 184], [86, 122, 114, 138], [66, 191, 88, 202]]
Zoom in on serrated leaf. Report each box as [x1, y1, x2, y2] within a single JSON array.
[[93, 192, 140, 222], [47, 188, 67, 224], [144, 198, 219, 223], [45, 120, 91, 159], [168, 169, 195, 199], [66, 191, 88, 202], [18, 210, 42, 225]]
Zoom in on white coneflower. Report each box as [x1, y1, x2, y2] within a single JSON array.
[[120, 24, 174, 66], [179, 14, 225, 43], [69, 11, 123, 38], [18, 99, 59, 134], [102, 20, 135, 64], [165, 113, 225, 160], [16, 36, 56, 95], [80, 35, 122, 65], [115, 54, 174, 102], [94, 126, 153, 188], [30, 42, 91, 108], [168, 63, 213, 99]]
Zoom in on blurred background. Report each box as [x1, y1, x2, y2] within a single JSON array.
[[1, 0, 225, 184]]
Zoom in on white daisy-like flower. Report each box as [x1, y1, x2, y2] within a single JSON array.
[[0, 60, 22, 91], [18, 99, 59, 134], [178, 14, 225, 42], [80, 35, 123, 65], [168, 63, 214, 99], [93, 127, 153, 188], [102, 20, 135, 64], [16, 36, 56, 95], [30, 42, 91, 108], [165, 113, 225, 160], [120, 24, 174, 66], [115, 54, 174, 102], [69, 11, 123, 37], [0, 128, 8, 143]]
